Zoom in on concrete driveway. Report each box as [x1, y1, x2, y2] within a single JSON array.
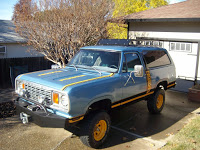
[[0, 90, 200, 150]]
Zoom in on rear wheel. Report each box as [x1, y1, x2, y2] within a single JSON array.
[[80, 111, 111, 148], [147, 88, 165, 114]]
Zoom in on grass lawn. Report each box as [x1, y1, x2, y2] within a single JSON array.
[[161, 115, 200, 150]]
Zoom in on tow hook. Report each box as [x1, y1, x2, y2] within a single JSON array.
[[20, 112, 30, 124]]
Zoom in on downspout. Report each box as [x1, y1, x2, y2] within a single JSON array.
[[194, 41, 200, 85], [127, 22, 130, 39]]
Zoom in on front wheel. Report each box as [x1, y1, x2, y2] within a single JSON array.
[[147, 88, 165, 114], [80, 111, 111, 148]]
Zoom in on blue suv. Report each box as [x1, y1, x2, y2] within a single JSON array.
[[15, 39, 176, 148]]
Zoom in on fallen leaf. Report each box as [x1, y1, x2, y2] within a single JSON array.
[[166, 133, 171, 136], [191, 139, 197, 144]]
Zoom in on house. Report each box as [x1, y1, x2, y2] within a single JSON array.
[[0, 19, 42, 58], [0, 20, 51, 88], [121, 0, 200, 92]]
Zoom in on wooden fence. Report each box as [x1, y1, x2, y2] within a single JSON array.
[[0, 57, 53, 88]]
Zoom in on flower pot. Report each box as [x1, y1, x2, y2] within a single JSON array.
[[188, 88, 200, 102]]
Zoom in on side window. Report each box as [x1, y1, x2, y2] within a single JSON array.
[[170, 42, 192, 52], [142, 50, 171, 68], [123, 53, 141, 73]]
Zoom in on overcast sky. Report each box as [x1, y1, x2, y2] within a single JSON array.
[[0, 0, 187, 20]]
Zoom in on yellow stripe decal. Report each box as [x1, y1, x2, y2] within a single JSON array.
[[69, 116, 84, 123], [17, 74, 23, 79], [112, 91, 154, 108], [61, 73, 114, 91], [167, 83, 175, 88], [59, 75, 86, 81], [146, 70, 152, 94], [17, 70, 48, 79], [38, 71, 63, 76]]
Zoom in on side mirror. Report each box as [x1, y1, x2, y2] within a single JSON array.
[[133, 65, 144, 77]]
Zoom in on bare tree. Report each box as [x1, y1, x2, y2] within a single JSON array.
[[13, 0, 112, 68], [12, 0, 33, 22]]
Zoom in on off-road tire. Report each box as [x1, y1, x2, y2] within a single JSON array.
[[147, 88, 165, 114], [80, 111, 111, 148]]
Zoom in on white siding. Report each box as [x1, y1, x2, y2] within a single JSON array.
[[129, 21, 200, 80], [129, 22, 200, 33], [0, 43, 43, 58], [169, 43, 198, 79]]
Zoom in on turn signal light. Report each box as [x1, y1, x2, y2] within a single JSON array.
[[53, 93, 59, 104], [22, 83, 25, 89]]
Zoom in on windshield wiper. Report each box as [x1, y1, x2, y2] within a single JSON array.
[[91, 66, 102, 76]]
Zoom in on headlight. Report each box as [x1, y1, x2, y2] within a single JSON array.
[[60, 95, 68, 106], [16, 80, 25, 96], [52, 92, 69, 112], [19, 82, 25, 89]]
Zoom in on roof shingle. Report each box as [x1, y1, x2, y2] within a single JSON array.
[[0, 20, 26, 44], [124, 0, 200, 22]]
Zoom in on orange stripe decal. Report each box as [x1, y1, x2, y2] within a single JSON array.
[[146, 70, 152, 94], [69, 116, 84, 123], [61, 73, 114, 91], [167, 83, 175, 88], [112, 91, 154, 108], [38, 71, 63, 76]]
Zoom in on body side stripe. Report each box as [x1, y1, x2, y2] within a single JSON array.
[[68, 116, 84, 123], [67, 89, 155, 122], [61, 73, 114, 91], [112, 90, 154, 108], [167, 83, 176, 88], [146, 70, 152, 94]]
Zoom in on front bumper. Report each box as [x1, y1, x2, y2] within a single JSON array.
[[15, 97, 73, 128]]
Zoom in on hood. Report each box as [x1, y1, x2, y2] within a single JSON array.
[[16, 67, 114, 91]]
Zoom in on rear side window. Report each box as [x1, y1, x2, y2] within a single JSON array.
[[142, 50, 171, 68]]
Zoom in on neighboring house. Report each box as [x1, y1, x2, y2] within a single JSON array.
[[0, 19, 43, 58], [0, 20, 51, 88], [121, 0, 200, 90]]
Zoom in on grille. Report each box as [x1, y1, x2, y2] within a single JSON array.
[[25, 82, 52, 105]]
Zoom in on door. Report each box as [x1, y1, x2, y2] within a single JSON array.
[[121, 53, 147, 99]]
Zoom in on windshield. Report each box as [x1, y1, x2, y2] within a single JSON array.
[[68, 50, 121, 73]]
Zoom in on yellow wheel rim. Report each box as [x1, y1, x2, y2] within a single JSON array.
[[93, 120, 107, 141], [156, 94, 163, 109]]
